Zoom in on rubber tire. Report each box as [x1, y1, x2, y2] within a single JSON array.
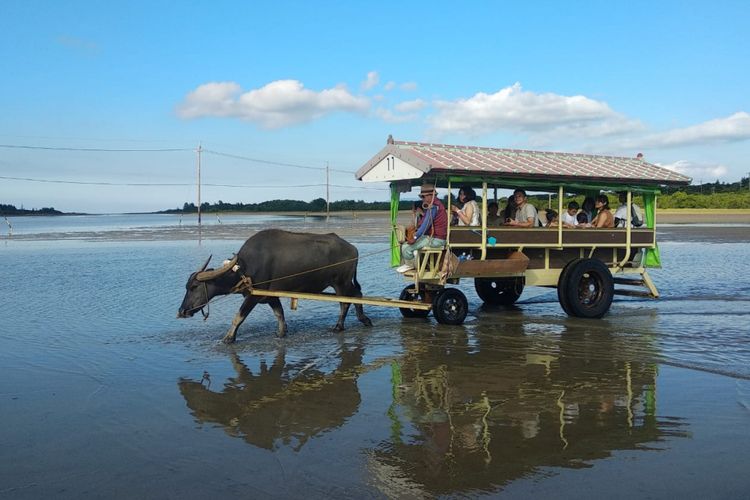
[[432, 288, 469, 325], [561, 259, 614, 318], [557, 258, 584, 315], [474, 277, 525, 306], [399, 285, 430, 318]]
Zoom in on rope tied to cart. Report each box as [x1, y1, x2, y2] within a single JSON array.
[[230, 245, 395, 293], [192, 244, 399, 312]]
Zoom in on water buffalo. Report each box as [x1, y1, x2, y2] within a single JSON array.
[[177, 229, 372, 343]]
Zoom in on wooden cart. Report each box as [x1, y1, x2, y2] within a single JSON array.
[[353, 137, 691, 325]]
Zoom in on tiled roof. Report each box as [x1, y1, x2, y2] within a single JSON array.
[[356, 139, 692, 187]]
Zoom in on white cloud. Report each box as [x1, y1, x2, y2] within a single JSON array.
[[374, 107, 417, 124], [638, 112, 750, 148], [373, 99, 426, 124], [658, 160, 728, 179], [394, 99, 426, 113], [57, 35, 99, 54], [428, 82, 626, 136], [176, 80, 369, 128], [361, 71, 379, 91], [383, 81, 417, 92]]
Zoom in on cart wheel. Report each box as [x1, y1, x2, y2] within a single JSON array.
[[399, 285, 430, 318], [474, 277, 524, 305], [561, 259, 614, 318], [557, 258, 584, 315], [432, 288, 468, 325]]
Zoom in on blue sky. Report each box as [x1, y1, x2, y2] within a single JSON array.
[[1, 0, 748, 213]]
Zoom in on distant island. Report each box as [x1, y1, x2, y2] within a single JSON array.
[[0, 204, 64, 216], [3, 179, 749, 216], [163, 181, 750, 214]]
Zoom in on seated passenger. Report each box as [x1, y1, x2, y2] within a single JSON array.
[[581, 196, 596, 223], [451, 186, 480, 226], [397, 184, 448, 273], [504, 189, 539, 227], [561, 201, 579, 228], [576, 211, 589, 227], [487, 201, 502, 226], [590, 194, 615, 228], [613, 191, 643, 227], [501, 196, 517, 224], [544, 208, 558, 227]]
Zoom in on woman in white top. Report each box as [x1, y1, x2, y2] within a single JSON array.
[[451, 186, 480, 226]]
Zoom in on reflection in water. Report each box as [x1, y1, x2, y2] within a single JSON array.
[[179, 341, 365, 450], [177, 320, 691, 495], [370, 322, 690, 495]]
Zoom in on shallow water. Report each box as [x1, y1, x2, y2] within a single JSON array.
[[1, 217, 750, 498]]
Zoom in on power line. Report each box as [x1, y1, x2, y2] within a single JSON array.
[[0, 175, 384, 190], [204, 149, 356, 173], [0, 142, 358, 172], [0, 175, 190, 186], [0, 144, 190, 152], [204, 149, 324, 171]]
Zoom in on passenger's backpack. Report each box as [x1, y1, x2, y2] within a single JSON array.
[[631, 205, 643, 227]]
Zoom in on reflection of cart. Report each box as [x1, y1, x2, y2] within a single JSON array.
[[355, 136, 691, 325]]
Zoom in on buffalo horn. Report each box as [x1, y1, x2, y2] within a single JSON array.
[[197, 255, 212, 273], [196, 255, 239, 281]]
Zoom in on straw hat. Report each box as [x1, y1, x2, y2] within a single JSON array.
[[419, 183, 436, 196]]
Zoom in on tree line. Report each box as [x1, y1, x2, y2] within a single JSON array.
[[0, 204, 63, 216], [166, 179, 750, 213], [3, 178, 749, 215]]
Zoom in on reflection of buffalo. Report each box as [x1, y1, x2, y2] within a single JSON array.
[[179, 344, 363, 450], [371, 324, 690, 495]]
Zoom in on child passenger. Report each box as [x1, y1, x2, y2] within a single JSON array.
[[576, 212, 589, 227], [544, 208, 558, 227], [561, 201, 579, 227]]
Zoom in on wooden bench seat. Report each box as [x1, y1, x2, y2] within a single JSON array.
[[448, 227, 655, 246]]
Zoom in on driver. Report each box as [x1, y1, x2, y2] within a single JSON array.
[[397, 183, 448, 273]]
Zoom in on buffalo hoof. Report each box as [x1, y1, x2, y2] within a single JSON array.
[[331, 324, 345, 333], [362, 317, 373, 327], [222, 335, 237, 344]]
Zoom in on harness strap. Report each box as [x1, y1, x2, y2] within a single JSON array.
[[230, 275, 254, 294]]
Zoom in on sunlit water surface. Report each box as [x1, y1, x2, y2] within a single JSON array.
[[1, 216, 749, 498]]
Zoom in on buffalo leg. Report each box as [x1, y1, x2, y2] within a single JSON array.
[[334, 280, 372, 329], [354, 303, 372, 327], [266, 297, 288, 338], [223, 295, 260, 344], [333, 301, 352, 332]]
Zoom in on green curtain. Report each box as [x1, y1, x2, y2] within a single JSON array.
[[642, 192, 661, 267], [390, 184, 401, 267]]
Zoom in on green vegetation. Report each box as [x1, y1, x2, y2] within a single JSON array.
[[0, 204, 63, 216], [163, 198, 414, 213], [521, 178, 750, 210], [5, 178, 749, 215]]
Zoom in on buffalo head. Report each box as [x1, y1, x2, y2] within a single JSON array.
[[177, 255, 239, 318]]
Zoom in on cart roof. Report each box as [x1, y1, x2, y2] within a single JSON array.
[[356, 137, 691, 190]]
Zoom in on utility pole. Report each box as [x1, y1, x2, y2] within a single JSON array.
[[196, 143, 202, 227], [326, 162, 330, 221]]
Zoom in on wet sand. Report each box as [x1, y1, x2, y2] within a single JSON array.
[[1, 214, 749, 498]]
